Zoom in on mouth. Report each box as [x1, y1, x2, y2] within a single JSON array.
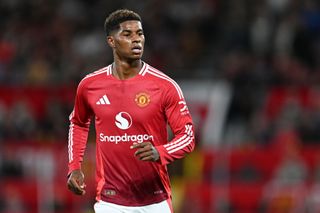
[[132, 46, 142, 54]]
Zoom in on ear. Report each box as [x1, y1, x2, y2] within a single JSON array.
[[107, 36, 115, 48]]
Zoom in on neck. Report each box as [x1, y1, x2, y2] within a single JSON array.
[[112, 59, 142, 80]]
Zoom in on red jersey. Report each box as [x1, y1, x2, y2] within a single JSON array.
[[68, 62, 195, 206]]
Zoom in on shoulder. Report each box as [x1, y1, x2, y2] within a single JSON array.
[[78, 65, 111, 88], [142, 63, 184, 99], [142, 63, 172, 82]]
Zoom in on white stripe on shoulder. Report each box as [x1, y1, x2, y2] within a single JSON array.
[[106, 65, 112, 75], [138, 62, 147, 75], [144, 66, 184, 99], [82, 66, 110, 80], [141, 63, 149, 76]]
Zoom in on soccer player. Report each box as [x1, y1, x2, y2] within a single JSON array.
[[67, 9, 195, 213]]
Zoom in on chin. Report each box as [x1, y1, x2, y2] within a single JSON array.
[[130, 55, 143, 60]]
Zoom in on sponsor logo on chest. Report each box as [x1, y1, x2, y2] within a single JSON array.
[[99, 111, 154, 144]]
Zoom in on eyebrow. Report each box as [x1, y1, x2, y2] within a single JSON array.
[[121, 29, 143, 33]]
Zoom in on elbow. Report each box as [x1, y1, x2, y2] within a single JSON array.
[[187, 136, 196, 153]]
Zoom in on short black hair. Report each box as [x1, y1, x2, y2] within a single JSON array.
[[104, 9, 142, 35]]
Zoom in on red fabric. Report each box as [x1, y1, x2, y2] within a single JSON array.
[[68, 63, 195, 206]]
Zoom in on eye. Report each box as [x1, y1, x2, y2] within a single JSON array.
[[121, 31, 131, 37]]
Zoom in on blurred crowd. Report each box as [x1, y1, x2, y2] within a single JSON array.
[[219, 0, 320, 148], [0, 0, 217, 85], [0, 0, 318, 175], [1, 0, 320, 212], [1, 0, 320, 147]]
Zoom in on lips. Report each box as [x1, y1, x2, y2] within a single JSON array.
[[132, 46, 142, 53]]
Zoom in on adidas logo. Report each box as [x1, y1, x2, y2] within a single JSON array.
[[96, 95, 110, 105]]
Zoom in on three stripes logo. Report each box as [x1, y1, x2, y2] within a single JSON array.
[[96, 95, 110, 105]]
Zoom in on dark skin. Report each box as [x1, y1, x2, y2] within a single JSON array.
[[108, 20, 145, 80], [67, 169, 86, 195], [67, 20, 160, 196]]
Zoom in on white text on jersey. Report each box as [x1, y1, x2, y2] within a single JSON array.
[[99, 133, 154, 144]]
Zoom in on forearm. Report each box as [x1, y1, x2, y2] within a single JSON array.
[[156, 124, 195, 165], [68, 122, 90, 174]]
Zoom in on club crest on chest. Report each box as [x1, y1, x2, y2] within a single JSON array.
[[135, 92, 150, 107]]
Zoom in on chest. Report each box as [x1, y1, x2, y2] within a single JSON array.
[[87, 79, 164, 124]]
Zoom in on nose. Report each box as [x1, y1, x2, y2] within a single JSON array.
[[132, 33, 142, 43]]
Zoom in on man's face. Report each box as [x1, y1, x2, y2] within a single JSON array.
[[109, 20, 145, 60]]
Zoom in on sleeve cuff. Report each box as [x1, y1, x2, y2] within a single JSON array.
[[155, 146, 171, 165]]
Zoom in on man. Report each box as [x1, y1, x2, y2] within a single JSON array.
[[67, 9, 195, 213]]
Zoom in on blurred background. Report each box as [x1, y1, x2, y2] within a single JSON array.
[[1, 0, 320, 212]]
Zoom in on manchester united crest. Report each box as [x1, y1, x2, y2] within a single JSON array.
[[135, 92, 150, 107]]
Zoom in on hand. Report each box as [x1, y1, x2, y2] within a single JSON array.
[[67, 169, 86, 195], [130, 142, 160, 162]]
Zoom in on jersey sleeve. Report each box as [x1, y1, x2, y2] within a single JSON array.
[[155, 83, 195, 165], [67, 80, 93, 175]]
